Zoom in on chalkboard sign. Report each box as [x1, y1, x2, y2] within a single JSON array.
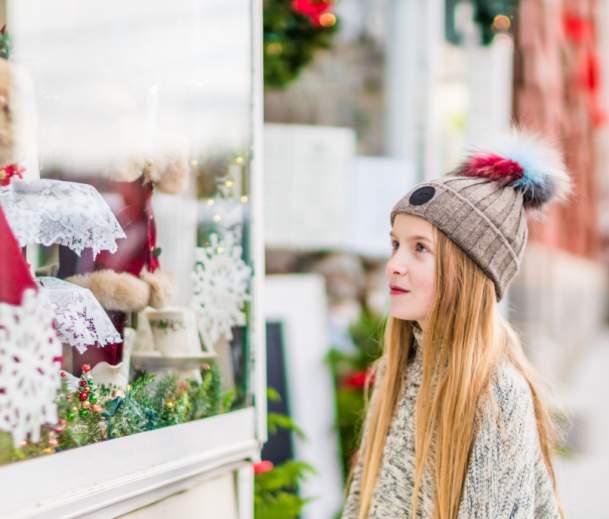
[[261, 320, 294, 464]]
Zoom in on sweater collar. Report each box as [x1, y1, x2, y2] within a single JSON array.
[[412, 322, 423, 347]]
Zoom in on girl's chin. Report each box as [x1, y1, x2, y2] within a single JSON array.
[[388, 308, 420, 321]]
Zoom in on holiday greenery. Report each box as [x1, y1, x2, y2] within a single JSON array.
[[254, 388, 315, 519], [0, 362, 229, 465], [446, 0, 520, 46], [0, 25, 11, 60], [326, 309, 385, 480], [263, 0, 339, 89], [471, 0, 519, 44]]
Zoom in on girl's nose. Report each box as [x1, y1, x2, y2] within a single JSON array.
[[387, 256, 408, 276]]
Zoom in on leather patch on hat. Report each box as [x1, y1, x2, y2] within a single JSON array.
[[409, 186, 436, 206]]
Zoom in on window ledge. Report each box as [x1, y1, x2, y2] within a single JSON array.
[[0, 407, 259, 518]]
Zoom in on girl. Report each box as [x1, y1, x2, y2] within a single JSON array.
[[342, 131, 570, 519]]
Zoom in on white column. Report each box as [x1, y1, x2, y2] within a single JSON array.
[[460, 1, 513, 145], [251, 0, 267, 446], [236, 463, 254, 519], [384, 0, 444, 181]]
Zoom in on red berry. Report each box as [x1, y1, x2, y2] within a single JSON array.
[[341, 370, 369, 389], [79, 380, 88, 388], [81, 364, 91, 373], [253, 460, 274, 474]]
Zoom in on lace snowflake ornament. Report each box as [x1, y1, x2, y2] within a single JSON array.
[[191, 232, 252, 349], [0, 178, 125, 257], [37, 277, 122, 354], [0, 289, 62, 445]]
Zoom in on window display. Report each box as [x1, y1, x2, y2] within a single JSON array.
[[0, 0, 262, 489]]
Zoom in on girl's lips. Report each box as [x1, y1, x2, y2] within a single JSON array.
[[390, 288, 410, 295]]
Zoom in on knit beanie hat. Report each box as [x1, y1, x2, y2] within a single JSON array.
[[390, 130, 572, 301]]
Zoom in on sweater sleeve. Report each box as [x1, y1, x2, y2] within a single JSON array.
[[457, 365, 560, 519], [341, 440, 364, 519]]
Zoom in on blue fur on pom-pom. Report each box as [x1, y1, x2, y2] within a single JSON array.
[[469, 130, 572, 209], [508, 158, 557, 208]]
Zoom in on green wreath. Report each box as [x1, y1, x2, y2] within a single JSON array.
[[446, 0, 520, 46], [264, 0, 339, 89]]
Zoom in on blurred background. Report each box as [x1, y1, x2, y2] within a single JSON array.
[[261, 1, 609, 518]]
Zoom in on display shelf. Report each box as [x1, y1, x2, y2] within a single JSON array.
[[0, 408, 258, 518]]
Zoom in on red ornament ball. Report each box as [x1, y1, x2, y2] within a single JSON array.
[[341, 370, 374, 389], [81, 364, 92, 373], [79, 379, 88, 388], [79, 392, 88, 402], [253, 460, 274, 475]]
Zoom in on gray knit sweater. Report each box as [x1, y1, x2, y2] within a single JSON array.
[[342, 326, 561, 519]]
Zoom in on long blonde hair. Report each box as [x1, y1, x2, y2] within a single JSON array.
[[354, 227, 567, 519]]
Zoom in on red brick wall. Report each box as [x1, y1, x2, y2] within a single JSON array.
[[513, 0, 602, 259]]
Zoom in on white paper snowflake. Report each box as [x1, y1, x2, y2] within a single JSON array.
[[0, 289, 62, 445], [191, 232, 252, 349]]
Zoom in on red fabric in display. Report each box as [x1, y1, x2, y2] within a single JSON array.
[[94, 178, 158, 275], [0, 205, 37, 305]]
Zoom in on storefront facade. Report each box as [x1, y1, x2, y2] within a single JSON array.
[[0, 1, 266, 517]]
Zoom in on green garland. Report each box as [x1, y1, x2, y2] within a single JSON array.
[[254, 388, 315, 519], [326, 309, 385, 481], [264, 0, 339, 89], [446, 0, 520, 46], [0, 363, 229, 465], [472, 0, 519, 45], [0, 26, 11, 60], [254, 460, 315, 519]]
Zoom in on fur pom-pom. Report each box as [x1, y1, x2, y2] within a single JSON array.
[[141, 155, 190, 194], [67, 270, 150, 312], [102, 159, 145, 183], [141, 159, 162, 184], [156, 158, 190, 194], [103, 154, 190, 193], [454, 129, 572, 209], [454, 154, 524, 185], [139, 268, 175, 308], [0, 58, 14, 166]]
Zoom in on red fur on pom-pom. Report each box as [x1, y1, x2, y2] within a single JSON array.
[[456, 153, 524, 185]]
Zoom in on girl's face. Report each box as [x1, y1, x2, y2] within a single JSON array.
[[385, 214, 436, 330]]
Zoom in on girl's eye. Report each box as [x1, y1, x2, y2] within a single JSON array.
[[391, 240, 399, 251], [415, 242, 428, 253]]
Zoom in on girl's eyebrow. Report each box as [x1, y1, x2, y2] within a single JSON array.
[[389, 231, 434, 244]]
